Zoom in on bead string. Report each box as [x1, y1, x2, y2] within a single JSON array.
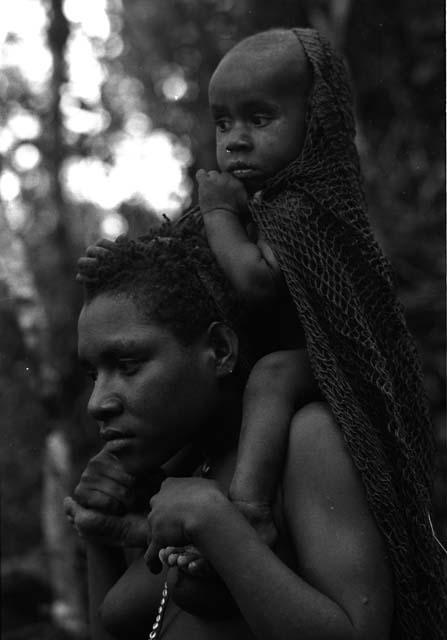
[[147, 460, 211, 638], [148, 581, 168, 640]]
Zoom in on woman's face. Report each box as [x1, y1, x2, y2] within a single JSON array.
[[78, 293, 220, 476]]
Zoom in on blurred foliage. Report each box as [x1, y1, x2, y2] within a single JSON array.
[[0, 2, 445, 634]]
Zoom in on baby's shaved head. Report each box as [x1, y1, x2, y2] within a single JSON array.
[[211, 29, 312, 105], [209, 29, 314, 187]]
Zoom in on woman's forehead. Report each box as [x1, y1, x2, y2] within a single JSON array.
[[78, 294, 159, 357]]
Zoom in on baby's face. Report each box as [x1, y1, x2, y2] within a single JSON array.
[[209, 51, 308, 193]]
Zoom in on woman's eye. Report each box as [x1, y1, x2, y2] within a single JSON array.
[[118, 359, 140, 376]]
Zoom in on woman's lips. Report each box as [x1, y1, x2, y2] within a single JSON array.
[[104, 438, 134, 453], [100, 429, 135, 453]]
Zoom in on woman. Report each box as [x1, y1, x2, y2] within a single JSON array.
[[65, 231, 394, 639]]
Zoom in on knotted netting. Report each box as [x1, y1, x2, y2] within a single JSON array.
[[243, 27, 445, 640], [174, 25, 445, 639]]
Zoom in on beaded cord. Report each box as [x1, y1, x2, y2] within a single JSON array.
[[148, 581, 169, 640]]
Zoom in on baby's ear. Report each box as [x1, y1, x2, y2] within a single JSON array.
[[206, 322, 239, 378]]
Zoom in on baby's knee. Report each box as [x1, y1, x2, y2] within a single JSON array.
[[247, 350, 302, 392]]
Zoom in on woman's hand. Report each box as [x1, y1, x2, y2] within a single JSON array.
[[73, 449, 137, 515], [145, 477, 227, 573], [64, 496, 148, 547], [64, 448, 163, 547]]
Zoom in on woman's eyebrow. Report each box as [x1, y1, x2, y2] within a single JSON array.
[[106, 338, 143, 351], [78, 339, 145, 364]]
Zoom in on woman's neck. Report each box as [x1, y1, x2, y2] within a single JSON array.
[[199, 386, 242, 462]]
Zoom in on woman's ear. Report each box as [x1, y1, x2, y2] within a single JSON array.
[[206, 322, 239, 378]]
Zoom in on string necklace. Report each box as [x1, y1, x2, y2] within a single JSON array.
[[147, 459, 212, 639], [147, 581, 168, 640]]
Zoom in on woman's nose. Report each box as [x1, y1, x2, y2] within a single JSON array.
[[87, 378, 123, 422]]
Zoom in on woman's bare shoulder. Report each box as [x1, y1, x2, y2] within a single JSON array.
[[281, 401, 394, 637]]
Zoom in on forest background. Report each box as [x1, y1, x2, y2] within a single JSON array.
[[1, 1, 445, 638]]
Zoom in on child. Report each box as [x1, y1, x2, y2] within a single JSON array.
[[79, 28, 446, 638], [178, 28, 319, 548]]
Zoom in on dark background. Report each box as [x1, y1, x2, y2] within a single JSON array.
[[1, 1, 445, 638]]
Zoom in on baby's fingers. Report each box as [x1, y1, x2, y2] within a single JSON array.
[[159, 546, 182, 567], [96, 238, 117, 250], [85, 245, 111, 259], [176, 549, 201, 567], [185, 557, 215, 578]]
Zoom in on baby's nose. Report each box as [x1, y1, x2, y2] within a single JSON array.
[[226, 126, 252, 152]]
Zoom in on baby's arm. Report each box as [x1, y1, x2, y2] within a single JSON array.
[[197, 170, 281, 305], [229, 348, 317, 543]]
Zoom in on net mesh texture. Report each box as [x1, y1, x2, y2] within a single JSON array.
[[250, 27, 446, 640]]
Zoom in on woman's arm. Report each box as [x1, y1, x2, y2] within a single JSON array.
[[148, 402, 393, 640]]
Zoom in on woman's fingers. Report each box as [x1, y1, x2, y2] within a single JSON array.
[[64, 497, 140, 546], [73, 485, 127, 515], [73, 450, 137, 514]]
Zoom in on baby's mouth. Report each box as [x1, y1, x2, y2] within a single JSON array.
[[232, 168, 258, 179], [227, 162, 260, 181]]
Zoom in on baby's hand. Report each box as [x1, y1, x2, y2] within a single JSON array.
[[158, 545, 215, 578], [231, 499, 278, 548], [76, 237, 116, 282], [196, 169, 248, 217]]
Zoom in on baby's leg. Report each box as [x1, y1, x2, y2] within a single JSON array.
[[229, 348, 316, 545]]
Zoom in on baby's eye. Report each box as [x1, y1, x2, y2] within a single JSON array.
[[117, 359, 141, 376], [251, 114, 271, 127], [215, 118, 231, 133]]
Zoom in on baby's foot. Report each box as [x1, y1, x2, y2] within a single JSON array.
[[159, 545, 215, 578], [231, 499, 278, 548]]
